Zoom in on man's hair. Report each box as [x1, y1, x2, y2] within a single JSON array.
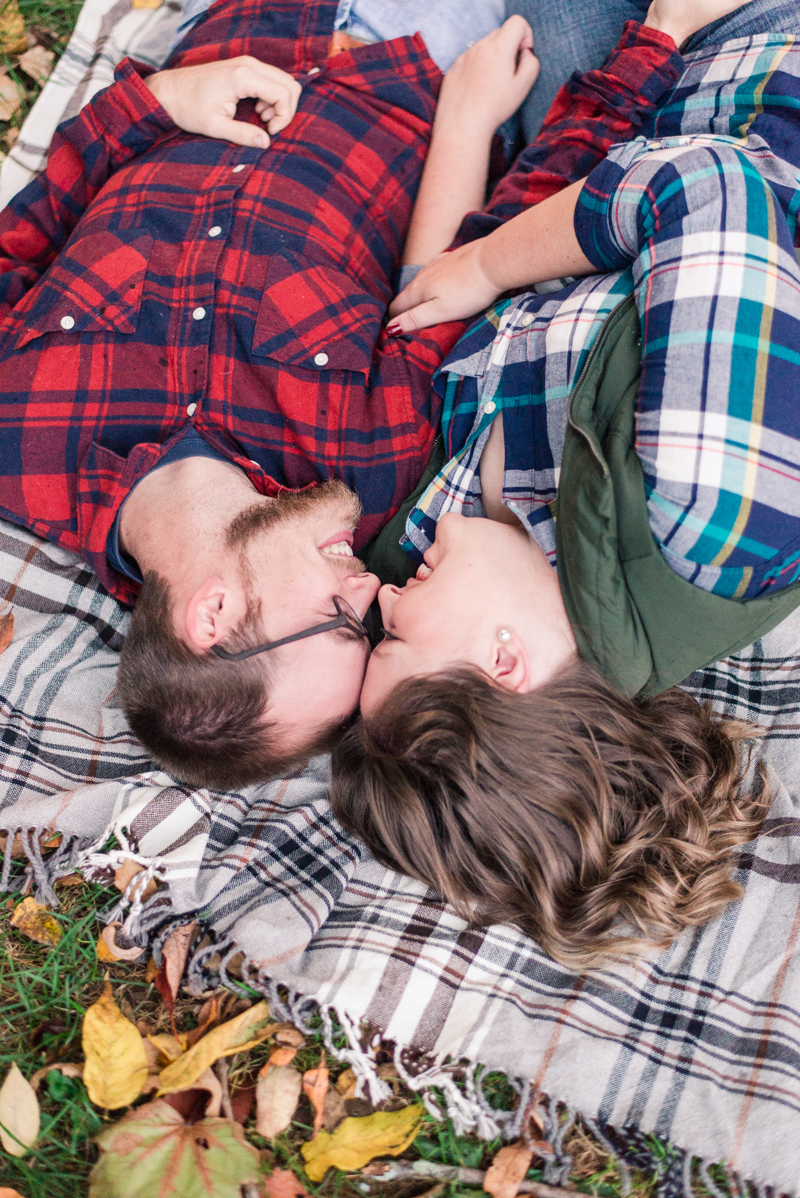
[[117, 572, 348, 792], [330, 660, 770, 970]]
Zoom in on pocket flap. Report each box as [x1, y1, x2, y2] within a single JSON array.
[[16, 230, 153, 347], [253, 255, 385, 372]]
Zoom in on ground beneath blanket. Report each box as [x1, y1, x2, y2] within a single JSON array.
[[0, 868, 673, 1198]]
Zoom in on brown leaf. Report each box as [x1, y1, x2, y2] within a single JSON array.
[[273, 1025, 304, 1048], [113, 858, 157, 902], [483, 1143, 534, 1198], [154, 922, 195, 1009], [302, 1051, 328, 1137], [255, 1063, 302, 1140], [264, 1169, 313, 1198], [322, 1086, 347, 1133], [161, 1066, 222, 1119], [0, 610, 13, 655], [54, 873, 83, 889], [17, 44, 54, 82], [145, 957, 158, 983], [230, 1083, 256, 1123], [9, 897, 62, 947], [29, 1062, 82, 1093], [97, 924, 145, 962]]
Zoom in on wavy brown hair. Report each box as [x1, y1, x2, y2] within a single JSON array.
[[330, 661, 770, 970]]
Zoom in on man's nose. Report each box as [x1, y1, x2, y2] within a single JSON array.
[[340, 569, 381, 612]]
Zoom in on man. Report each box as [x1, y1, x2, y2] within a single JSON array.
[[0, 0, 537, 788]]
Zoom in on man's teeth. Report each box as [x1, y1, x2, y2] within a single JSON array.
[[322, 541, 353, 557], [416, 563, 433, 579]]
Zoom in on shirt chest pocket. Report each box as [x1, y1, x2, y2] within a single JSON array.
[[15, 229, 153, 348], [252, 254, 386, 373]]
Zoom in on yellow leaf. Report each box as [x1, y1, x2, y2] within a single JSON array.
[[301, 1105, 424, 1181], [96, 923, 145, 962], [131, 0, 162, 8], [82, 980, 149, 1109], [147, 1033, 185, 1064], [158, 1001, 276, 1095], [0, 1063, 40, 1157], [9, 897, 62, 947], [0, 0, 27, 56]]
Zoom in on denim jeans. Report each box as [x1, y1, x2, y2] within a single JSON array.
[[509, 0, 800, 141]]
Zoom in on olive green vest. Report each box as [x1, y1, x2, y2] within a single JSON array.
[[364, 297, 800, 697]]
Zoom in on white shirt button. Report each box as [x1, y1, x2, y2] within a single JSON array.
[[308, 66, 321, 75], [186, 403, 197, 416], [520, 312, 535, 327], [232, 164, 246, 173], [484, 400, 497, 414], [208, 226, 222, 238], [314, 352, 329, 366], [60, 315, 75, 331], [192, 307, 206, 321]]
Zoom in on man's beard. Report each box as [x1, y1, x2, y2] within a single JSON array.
[[225, 478, 364, 562]]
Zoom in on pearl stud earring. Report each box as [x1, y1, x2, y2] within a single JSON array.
[[498, 629, 512, 643]]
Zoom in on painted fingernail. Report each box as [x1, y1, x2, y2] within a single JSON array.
[[386, 323, 403, 337]]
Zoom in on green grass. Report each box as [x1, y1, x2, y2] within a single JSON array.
[[0, 0, 84, 146]]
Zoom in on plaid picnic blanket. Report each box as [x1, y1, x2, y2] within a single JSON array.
[[2, 4, 800, 1194]]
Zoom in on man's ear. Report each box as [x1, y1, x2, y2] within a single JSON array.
[[488, 633, 530, 694], [184, 576, 233, 650]]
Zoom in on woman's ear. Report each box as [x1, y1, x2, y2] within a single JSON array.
[[488, 631, 530, 693], [184, 575, 230, 650]]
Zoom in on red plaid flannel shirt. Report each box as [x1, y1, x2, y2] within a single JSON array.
[[0, 0, 678, 604]]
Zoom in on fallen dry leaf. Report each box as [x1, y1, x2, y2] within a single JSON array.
[[322, 1086, 347, 1133], [301, 1104, 424, 1182], [264, 1169, 313, 1198], [0, 0, 27, 56], [268, 1046, 297, 1068], [0, 75, 18, 123], [161, 1066, 222, 1119], [255, 1062, 302, 1140], [131, 0, 162, 7], [156, 921, 195, 1007], [158, 1001, 276, 1094], [89, 1099, 261, 1198], [273, 1025, 304, 1048], [0, 1063, 39, 1157], [0, 610, 13, 655], [0, 1188, 28, 1198], [9, 896, 62, 947], [335, 1067, 357, 1099], [483, 1143, 535, 1198], [303, 1051, 329, 1137], [30, 1062, 82, 1092], [113, 857, 158, 903], [97, 923, 145, 962], [54, 873, 83, 888], [145, 957, 158, 983], [17, 44, 54, 82], [82, 980, 149, 1109], [148, 1032, 185, 1064]]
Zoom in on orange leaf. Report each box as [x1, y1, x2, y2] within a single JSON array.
[[268, 1046, 297, 1068], [0, 610, 13, 655], [97, 924, 145, 962], [0, 1189, 27, 1198], [302, 1051, 329, 1137], [483, 1143, 534, 1198], [264, 1169, 313, 1198]]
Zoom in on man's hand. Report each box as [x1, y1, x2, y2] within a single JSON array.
[[146, 57, 302, 149], [644, 0, 749, 46], [438, 16, 540, 138], [388, 239, 503, 335]]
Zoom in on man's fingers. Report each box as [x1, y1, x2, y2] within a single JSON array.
[[206, 115, 271, 149]]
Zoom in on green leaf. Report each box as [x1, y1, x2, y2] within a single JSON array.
[[89, 1098, 262, 1198]]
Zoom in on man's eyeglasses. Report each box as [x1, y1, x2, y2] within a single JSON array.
[[210, 596, 370, 662]]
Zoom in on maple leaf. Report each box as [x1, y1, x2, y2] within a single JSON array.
[[89, 1099, 261, 1198]]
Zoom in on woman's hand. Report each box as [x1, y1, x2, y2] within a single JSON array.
[[388, 240, 503, 334], [437, 16, 540, 138], [644, 0, 748, 46], [146, 56, 302, 149]]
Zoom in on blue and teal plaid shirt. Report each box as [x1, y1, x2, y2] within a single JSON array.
[[404, 34, 800, 600]]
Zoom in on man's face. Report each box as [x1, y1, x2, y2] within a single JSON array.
[[229, 481, 380, 745]]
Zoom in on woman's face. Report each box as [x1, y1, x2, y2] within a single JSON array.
[[360, 512, 577, 714]]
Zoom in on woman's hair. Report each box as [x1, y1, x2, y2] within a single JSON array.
[[330, 660, 770, 970]]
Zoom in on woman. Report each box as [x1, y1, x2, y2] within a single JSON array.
[[331, 0, 800, 969]]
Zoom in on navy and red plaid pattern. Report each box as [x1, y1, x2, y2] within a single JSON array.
[[0, 0, 468, 604]]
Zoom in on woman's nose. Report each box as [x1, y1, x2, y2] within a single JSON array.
[[377, 583, 400, 622]]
